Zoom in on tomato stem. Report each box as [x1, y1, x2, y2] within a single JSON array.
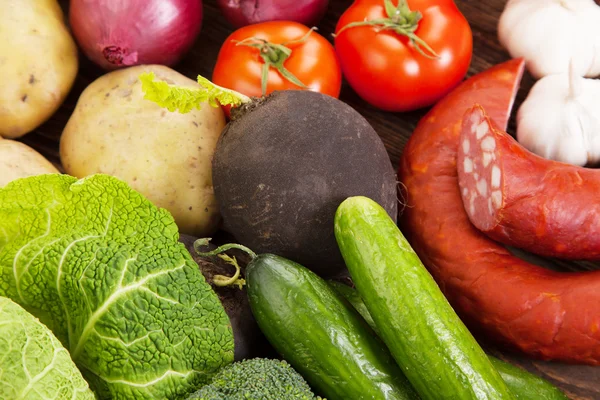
[[232, 28, 317, 96], [334, 0, 440, 60]]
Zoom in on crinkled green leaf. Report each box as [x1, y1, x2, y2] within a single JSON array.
[[0, 296, 96, 400], [140, 72, 249, 114], [0, 174, 234, 400]]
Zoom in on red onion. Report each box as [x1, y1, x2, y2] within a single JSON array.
[[69, 0, 203, 70], [217, 0, 329, 28]]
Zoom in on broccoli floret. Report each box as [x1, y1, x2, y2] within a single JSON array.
[[186, 358, 323, 400], [187, 385, 223, 400]]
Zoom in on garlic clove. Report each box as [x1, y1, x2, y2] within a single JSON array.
[[516, 72, 600, 167], [498, 0, 600, 79], [554, 102, 593, 166]]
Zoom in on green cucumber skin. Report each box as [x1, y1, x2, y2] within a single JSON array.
[[487, 358, 568, 400], [246, 253, 419, 400], [328, 280, 381, 336], [331, 282, 568, 400], [334, 196, 515, 400]]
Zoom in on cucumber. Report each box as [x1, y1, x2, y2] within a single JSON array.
[[330, 281, 568, 400], [487, 358, 568, 400], [328, 280, 381, 336], [334, 196, 515, 400], [246, 253, 419, 400]]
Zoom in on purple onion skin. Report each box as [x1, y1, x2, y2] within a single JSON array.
[[217, 0, 329, 28], [70, 0, 203, 70]]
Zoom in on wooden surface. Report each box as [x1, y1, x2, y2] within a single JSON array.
[[21, 0, 600, 399]]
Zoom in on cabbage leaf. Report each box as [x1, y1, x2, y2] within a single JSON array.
[[0, 174, 234, 399], [0, 296, 96, 400]]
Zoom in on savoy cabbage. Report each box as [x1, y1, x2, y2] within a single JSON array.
[[0, 174, 234, 399], [0, 296, 96, 400]]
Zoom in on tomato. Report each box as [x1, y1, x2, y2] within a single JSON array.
[[212, 21, 342, 104], [334, 0, 473, 112]]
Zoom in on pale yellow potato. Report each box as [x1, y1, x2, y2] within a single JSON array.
[[60, 65, 227, 237], [0, 138, 59, 187], [0, 0, 78, 139]]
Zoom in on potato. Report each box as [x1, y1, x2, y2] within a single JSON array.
[[0, 138, 59, 187], [0, 0, 78, 139], [60, 65, 226, 237]]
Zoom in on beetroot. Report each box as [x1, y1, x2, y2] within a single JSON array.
[[212, 90, 398, 277]]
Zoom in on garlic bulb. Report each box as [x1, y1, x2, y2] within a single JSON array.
[[516, 64, 600, 166], [498, 0, 600, 79]]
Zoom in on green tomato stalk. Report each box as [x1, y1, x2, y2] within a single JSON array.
[[334, 0, 440, 59], [233, 27, 316, 96]]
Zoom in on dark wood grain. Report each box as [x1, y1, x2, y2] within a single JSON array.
[[20, 1, 599, 398]]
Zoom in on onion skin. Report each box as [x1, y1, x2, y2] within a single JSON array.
[[69, 0, 203, 70], [217, 0, 329, 28]]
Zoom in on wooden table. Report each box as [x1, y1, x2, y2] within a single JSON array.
[[22, 1, 599, 398]]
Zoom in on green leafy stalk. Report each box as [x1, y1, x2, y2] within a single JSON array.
[[233, 28, 316, 95], [140, 72, 251, 114], [334, 0, 439, 59]]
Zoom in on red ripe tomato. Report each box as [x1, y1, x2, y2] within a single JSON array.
[[334, 0, 473, 112], [213, 21, 342, 104]]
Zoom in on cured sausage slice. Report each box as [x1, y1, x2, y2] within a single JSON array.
[[399, 58, 600, 365], [458, 104, 600, 260], [457, 106, 502, 230]]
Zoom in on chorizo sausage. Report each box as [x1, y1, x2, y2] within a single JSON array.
[[398, 58, 600, 365], [458, 104, 600, 260]]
